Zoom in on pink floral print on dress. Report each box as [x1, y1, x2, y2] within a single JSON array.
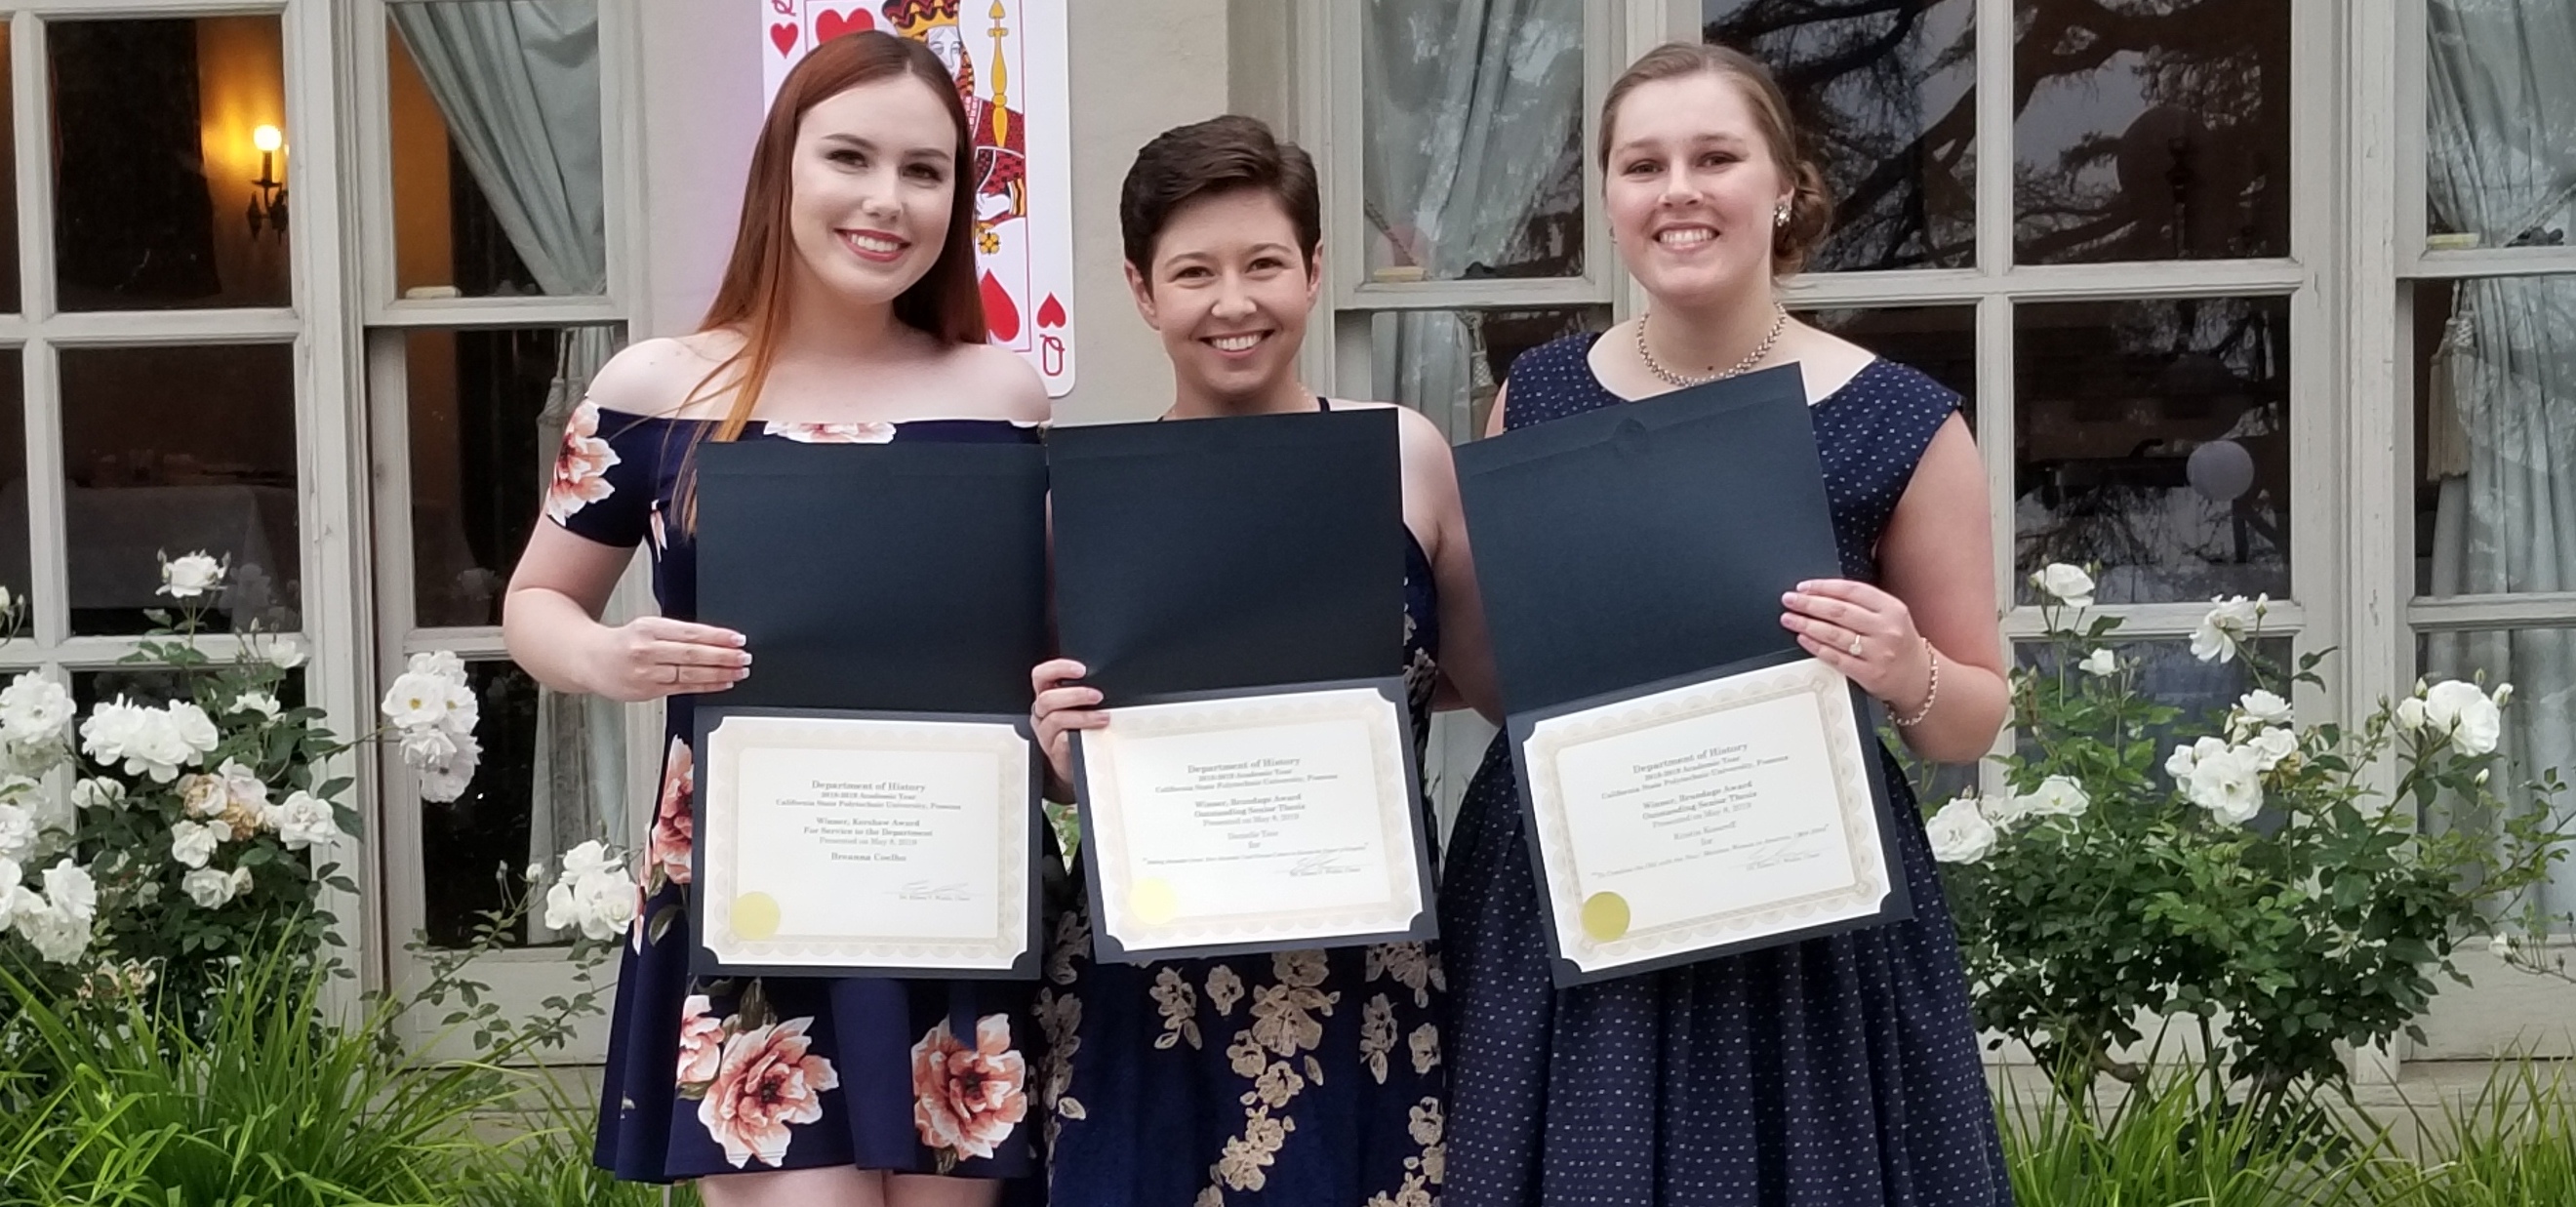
[[545, 399, 621, 523], [697, 1016, 840, 1169], [911, 1013, 1030, 1162]]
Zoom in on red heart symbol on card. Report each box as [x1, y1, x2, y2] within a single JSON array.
[[815, 8, 872, 42], [981, 270, 1022, 342], [770, 22, 798, 57], [1036, 293, 1066, 330]]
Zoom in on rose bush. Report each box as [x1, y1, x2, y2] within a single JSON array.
[[0, 551, 480, 1015], [1928, 565, 2573, 1115]]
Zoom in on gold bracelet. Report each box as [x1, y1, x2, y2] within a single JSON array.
[[1891, 638, 1940, 728]]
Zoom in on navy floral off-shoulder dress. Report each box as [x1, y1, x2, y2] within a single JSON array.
[[545, 401, 1044, 1187]]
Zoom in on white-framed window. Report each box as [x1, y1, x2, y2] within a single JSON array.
[[2389, 0, 2576, 1061], [0, 0, 366, 964], [349, 0, 646, 1058]]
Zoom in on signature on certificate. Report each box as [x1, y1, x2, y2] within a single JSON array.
[[1735, 834, 1828, 872], [1286, 851, 1360, 878], [895, 880, 975, 902]]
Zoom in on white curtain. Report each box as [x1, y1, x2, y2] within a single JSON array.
[[392, 1, 624, 937], [1360, 0, 1586, 437], [2423, 0, 2576, 919]]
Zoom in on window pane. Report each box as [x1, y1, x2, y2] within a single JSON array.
[[1705, 0, 1975, 271], [2417, 628, 2576, 925], [2425, 1, 2576, 250], [1374, 306, 1613, 442], [1360, 0, 1586, 282], [2019, 634, 2291, 773], [387, 3, 606, 299], [60, 344, 299, 635], [1799, 305, 1975, 425], [2013, 0, 2290, 265], [2411, 276, 2576, 597], [51, 17, 291, 310], [0, 24, 19, 314], [419, 660, 551, 948], [2014, 296, 2290, 605], [405, 326, 623, 627], [0, 351, 26, 612]]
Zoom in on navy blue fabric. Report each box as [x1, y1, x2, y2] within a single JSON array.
[[1440, 336, 2014, 1206]]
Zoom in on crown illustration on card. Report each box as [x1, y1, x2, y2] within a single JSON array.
[[881, 0, 961, 37]]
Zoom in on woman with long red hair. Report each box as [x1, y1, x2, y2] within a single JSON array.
[[503, 31, 1047, 1206]]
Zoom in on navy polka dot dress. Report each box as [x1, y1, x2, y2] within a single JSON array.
[[1439, 334, 2013, 1206]]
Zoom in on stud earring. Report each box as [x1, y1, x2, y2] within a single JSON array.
[[1774, 202, 1791, 228]]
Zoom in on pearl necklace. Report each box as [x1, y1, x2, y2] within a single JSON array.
[[1634, 304, 1789, 388]]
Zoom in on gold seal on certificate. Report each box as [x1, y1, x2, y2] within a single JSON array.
[[1516, 657, 1900, 983], [1071, 679, 1435, 963], [694, 711, 1040, 978]]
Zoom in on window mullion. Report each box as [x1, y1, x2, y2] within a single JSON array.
[[1974, 0, 2012, 278], [21, 338, 63, 649], [14, 12, 56, 325]]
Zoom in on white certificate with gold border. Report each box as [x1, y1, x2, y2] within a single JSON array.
[[1512, 655, 1910, 986], [1070, 677, 1435, 962], [690, 709, 1040, 979]]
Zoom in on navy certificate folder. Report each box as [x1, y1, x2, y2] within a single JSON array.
[[686, 437, 1050, 981], [694, 437, 1050, 715], [1454, 365, 1912, 985], [1046, 407, 1405, 704]]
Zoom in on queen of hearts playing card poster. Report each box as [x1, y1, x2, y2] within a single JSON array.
[[760, 0, 1077, 396]]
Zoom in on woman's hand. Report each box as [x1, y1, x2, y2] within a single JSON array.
[[1782, 579, 1935, 716], [1031, 658, 1107, 789], [582, 616, 750, 703]]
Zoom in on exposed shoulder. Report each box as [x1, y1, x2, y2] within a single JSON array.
[[587, 334, 740, 419], [1330, 399, 1456, 470], [939, 342, 1052, 423], [1783, 327, 1879, 402]]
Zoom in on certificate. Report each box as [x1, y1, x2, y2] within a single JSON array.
[[1071, 678, 1435, 963], [1511, 654, 1910, 986], [690, 709, 1041, 979]]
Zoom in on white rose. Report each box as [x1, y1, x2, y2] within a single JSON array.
[[39, 860, 94, 925], [230, 692, 282, 721], [1924, 796, 1999, 865], [2492, 682, 2514, 708], [2024, 775, 2091, 820], [267, 791, 339, 853], [264, 636, 307, 670], [2191, 595, 2262, 664], [407, 650, 469, 684], [2245, 727, 2301, 772], [159, 552, 226, 599], [78, 700, 144, 769], [2033, 563, 2096, 608], [2422, 679, 2502, 757], [0, 673, 73, 747], [2187, 747, 2266, 825], [181, 866, 237, 909], [2165, 735, 2230, 782], [2489, 934, 2514, 959], [2236, 690, 2293, 728], [2395, 697, 2429, 733], [542, 879, 582, 934], [381, 671, 458, 732], [572, 868, 638, 942], [217, 759, 269, 815], [179, 773, 227, 819], [2078, 649, 2118, 677], [230, 865, 254, 898], [1981, 792, 2033, 830], [558, 839, 622, 881], [0, 802, 31, 863], [0, 865, 26, 930], [399, 725, 458, 767], [170, 820, 222, 869], [69, 778, 124, 812], [417, 733, 480, 803], [15, 902, 89, 963]]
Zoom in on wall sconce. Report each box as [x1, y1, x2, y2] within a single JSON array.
[[246, 124, 288, 240]]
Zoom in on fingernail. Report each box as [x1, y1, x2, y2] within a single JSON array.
[[1782, 591, 1800, 606]]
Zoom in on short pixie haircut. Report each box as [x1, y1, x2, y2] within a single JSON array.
[[1118, 115, 1321, 271]]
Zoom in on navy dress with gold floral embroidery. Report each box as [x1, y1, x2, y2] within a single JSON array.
[[547, 403, 1044, 1187], [1036, 508, 1449, 1206]]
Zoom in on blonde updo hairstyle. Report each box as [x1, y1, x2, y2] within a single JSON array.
[[1599, 42, 1832, 277]]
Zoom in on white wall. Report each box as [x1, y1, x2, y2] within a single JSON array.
[[635, 2, 1233, 426]]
